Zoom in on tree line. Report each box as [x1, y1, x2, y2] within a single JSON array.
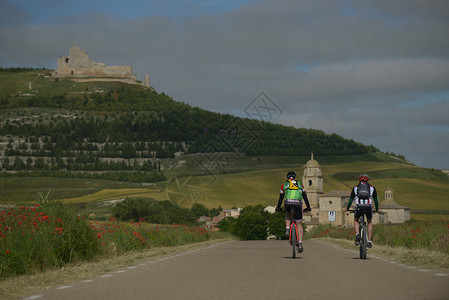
[[112, 199, 222, 225], [0, 88, 378, 157], [112, 200, 287, 240]]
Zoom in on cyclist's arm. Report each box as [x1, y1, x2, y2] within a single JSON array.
[[347, 197, 354, 210], [302, 191, 311, 209], [372, 187, 379, 211], [277, 192, 284, 209], [347, 188, 356, 210]]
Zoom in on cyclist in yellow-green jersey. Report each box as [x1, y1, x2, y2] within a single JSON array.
[[276, 171, 311, 252]]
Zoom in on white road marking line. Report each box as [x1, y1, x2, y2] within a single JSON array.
[[435, 273, 447, 277], [23, 295, 43, 300], [56, 286, 72, 290], [81, 279, 93, 283], [116, 270, 126, 273], [100, 274, 113, 277]]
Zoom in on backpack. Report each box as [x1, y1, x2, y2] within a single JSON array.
[[357, 182, 370, 200], [288, 179, 300, 190]]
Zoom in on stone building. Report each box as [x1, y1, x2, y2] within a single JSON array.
[[300, 154, 408, 226], [52, 43, 150, 87], [302, 152, 323, 208], [379, 187, 410, 223], [319, 190, 351, 226], [301, 153, 322, 225]]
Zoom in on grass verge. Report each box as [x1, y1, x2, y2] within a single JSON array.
[[318, 237, 449, 272]]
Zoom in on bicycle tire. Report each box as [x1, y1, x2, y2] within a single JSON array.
[[360, 216, 367, 259], [291, 207, 296, 259]]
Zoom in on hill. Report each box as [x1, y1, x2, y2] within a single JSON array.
[[1, 67, 447, 218], [0, 68, 387, 180]]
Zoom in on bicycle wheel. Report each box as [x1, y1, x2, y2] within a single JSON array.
[[291, 223, 296, 259], [360, 220, 367, 259]]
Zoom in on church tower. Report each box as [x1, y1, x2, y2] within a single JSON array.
[[385, 186, 394, 200], [302, 152, 323, 207]]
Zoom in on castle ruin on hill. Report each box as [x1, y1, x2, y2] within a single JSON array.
[[52, 43, 150, 88]]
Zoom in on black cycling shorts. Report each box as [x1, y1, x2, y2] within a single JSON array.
[[284, 199, 303, 221], [355, 205, 373, 220]]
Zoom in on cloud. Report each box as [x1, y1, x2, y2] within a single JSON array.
[[1, 0, 449, 168], [0, 0, 32, 26]]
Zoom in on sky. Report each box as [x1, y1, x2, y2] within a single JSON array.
[[1, 0, 449, 169]]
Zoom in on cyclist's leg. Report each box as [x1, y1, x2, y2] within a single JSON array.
[[284, 204, 293, 236], [367, 219, 373, 244], [297, 222, 304, 242], [365, 206, 373, 244], [354, 205, 362, 243], [295, 203, 304, 243]]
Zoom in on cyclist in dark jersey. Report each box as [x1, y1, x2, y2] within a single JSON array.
[[276, 171, 311, 252], [345, 174, 379, 248]]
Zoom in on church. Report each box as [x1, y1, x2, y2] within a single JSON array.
[[301, 153, 410, 226]]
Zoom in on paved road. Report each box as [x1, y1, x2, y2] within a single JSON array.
[[24, 240, 449, 300]]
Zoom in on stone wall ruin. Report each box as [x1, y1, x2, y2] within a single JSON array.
[[52, 43, 150, 88]]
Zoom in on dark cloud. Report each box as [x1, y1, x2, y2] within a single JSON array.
[[0, 0, 32, 26], [1, 0, 449, 168]]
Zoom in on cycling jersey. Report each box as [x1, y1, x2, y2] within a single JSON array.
[[347, 183, 379, 211], [277, 180, 311, 211], [280, 180, 304, 200]]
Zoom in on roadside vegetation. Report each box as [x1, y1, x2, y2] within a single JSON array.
[[0, 199, 229, 279], [307, 220, 449, 270]]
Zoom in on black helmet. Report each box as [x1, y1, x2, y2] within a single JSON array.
[[287, 171, 296, 179]]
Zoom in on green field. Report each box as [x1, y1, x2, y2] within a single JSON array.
[[1, 157, 448, 217]]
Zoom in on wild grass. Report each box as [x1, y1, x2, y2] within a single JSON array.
[[307, 219, 449, 255], [319, 237, 449, 271], [0, 200, 218, 279], [0, 69, 135, 97]]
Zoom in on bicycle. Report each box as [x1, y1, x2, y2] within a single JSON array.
[[279, 206, 310, 259], [348, 209, 371, 259], [289, 207, 300, 259]]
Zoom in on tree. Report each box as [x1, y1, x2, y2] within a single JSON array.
[[2, 157, 10, 170], [190, 203, 209, 218], [112, 198, 156, 222], [113, 199, 197, 225], [268, 211, 286, 239], [231, 211, 268, 240], [209, 205, 222, 217], [217, 217, 236, 232]]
